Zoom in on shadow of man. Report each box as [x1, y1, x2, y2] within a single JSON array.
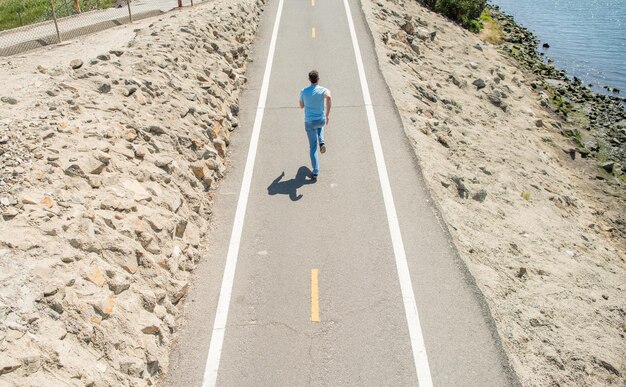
[[267, 166, 316, 201]]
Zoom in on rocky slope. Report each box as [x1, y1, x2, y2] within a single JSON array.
[[362, 0, 625, 385], [0, 0, 265, 384]]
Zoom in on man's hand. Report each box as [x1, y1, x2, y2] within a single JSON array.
[[326, 115, 330, 126]]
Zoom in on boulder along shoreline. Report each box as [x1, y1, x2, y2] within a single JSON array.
[[489, 5, 626, 176]]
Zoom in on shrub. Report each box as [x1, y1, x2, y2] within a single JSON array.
[[418, 0, 487, 32]]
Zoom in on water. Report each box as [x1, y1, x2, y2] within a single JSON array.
[[489, 0, 626, 96]]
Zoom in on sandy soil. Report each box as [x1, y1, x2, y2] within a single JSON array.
[[361, 0, 625, 385]]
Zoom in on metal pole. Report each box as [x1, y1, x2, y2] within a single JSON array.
[[49, 0, 62, 43], [177, 0, 182, 8], [190, 0, 193, 6], [126, 0, 132, 23]]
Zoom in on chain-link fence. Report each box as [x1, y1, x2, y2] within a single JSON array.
[[0, 0, 197, 56]]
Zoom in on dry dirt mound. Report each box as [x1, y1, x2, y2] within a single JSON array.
[[0, 0, 265, 384], [363, 0, 625, 385]]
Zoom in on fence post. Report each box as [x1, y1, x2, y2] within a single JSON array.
[[49, 0, 62, 43], [178, 0, 182, 7], [126, 0, 133, 23], [190, 0, 194, 6]]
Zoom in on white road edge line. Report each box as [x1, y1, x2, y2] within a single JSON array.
[[201, 0, 284, 385], [341, 0, 434, 385]]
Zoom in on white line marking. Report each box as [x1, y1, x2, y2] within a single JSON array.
[[342, 0, 434, 385], [201, 0, 284, 385]]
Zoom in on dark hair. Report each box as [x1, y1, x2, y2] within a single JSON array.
[[308, 70, 319, 84]]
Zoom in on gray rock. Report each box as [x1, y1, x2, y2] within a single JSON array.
[[451, 176, 469, 199], [1, 97, 18, 105], [109, 50, 125, 57], [98, 83, 111, 93], [595, 358, 620, 376], [472, 79, 486, 90], [96, 54, 110, 61], [600, 162, 614, 173], [472, 190, 488, 202], [69, 59, 83, 69]]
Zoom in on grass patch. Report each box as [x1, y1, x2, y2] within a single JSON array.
[[478, 8, 504, 44], [0, 0, 114, 31], [521, 191, 531, 201]]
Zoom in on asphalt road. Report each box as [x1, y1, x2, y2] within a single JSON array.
[[166, 0, 518, 385]]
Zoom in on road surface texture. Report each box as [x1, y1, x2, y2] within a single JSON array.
[[166, 0, 518, 385]]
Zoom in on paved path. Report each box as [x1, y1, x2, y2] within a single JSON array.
[[0, 0, 202, 56], [167, 0, 517, 385]]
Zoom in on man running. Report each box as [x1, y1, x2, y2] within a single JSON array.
[[299, 70, 332, 180]]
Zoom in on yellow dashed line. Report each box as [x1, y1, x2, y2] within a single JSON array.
[[311, 269, 320, 323], [312, 27, 316, 38]]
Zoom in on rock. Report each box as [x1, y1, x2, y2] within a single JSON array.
[[472, 79, 486, 90], [543, 42, 550, 48], [2, 208, 19, 220], [488, 92, 508, 112], [170, 196, 182, 213], [1, 96, 18, 105], [40, 196, 54, 208], [154, 157, 173, 169], [516, 267, 527, 278], [98, 83, 111, 93], [450, 176, 469, 199], [600, 162, 614, 174], [86, 266, 106, 287], [535, 119, 544, 127], [119, 358, 144, 377], [401, 21, 414, 34], [92, 293, 115, 317], [0, 355, 21, 375], [108, 277, 131, 295], [190, 161, 209, 180], [69, 59, 83, 69], [0, 196, 17, 206], [214, 139, 226, 158], [230, 103, 240, 116], [415, 27, 433, 41], [474, 43, 483, 51], [43, 284, 59, 297], [64, 156, 106, 177], [472, 190, 488, 202], [96, 54, 110, 61], [410, 43, 420, 55], [122, 179, 151, 202], [37, 64, 47, 73], [595, 358, 620, 376], [109, 50, 125, 57]]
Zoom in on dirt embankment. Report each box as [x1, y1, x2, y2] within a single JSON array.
[[0, 0, 265, 384], [362, 0, 625, 385]]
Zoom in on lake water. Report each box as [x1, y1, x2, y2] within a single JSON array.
[[489, 0, 626, 96]]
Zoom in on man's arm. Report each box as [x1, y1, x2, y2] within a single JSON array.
[[299, 99, 304, 109], [325, 90, 332, 124]]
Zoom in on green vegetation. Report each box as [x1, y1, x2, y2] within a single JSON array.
[[478, 8, 504, 44], [419, 0, 486, 32], [0, 0, 113, 31], [521, 191, 531, 201]]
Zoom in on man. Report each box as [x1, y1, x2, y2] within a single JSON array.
[[299, 70, 332, 180]]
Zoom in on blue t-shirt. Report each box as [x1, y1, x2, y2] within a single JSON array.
[[300, 85, 329, 122]]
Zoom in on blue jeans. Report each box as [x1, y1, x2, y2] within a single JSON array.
[[305, 119, 325, 175]]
